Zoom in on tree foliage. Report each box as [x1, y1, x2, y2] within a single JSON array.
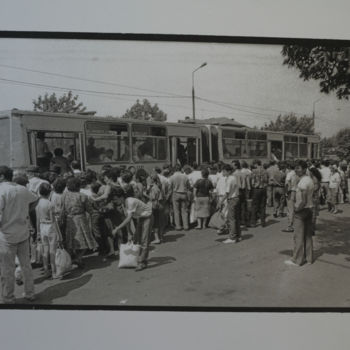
[[282, 45, 350, 99], [261, 113, 314, 134], [122, 99, 167, 121], [322, 128, 350, 159], [33, 91, 87, 113]]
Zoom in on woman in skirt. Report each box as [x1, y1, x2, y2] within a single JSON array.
[[60, 177, 98, 268], [193, 168, 214, 229]]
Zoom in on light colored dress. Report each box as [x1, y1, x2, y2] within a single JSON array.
[[61, 191, 98, 251]]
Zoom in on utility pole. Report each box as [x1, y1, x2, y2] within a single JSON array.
[[192, 62, 207, 120]]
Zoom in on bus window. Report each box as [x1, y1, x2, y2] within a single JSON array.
[[201, 127, 210, 163], [247, 132, 267, 157], [85, 122, 129, 164], [29, 131, 81, 171], [299, 137, 308, 158], [132, 124, 167, 162], [284, 135, 298, 159], [210, 126, 219, 161], [222, 129, 246, 159]]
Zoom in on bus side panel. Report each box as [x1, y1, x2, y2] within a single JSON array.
[[11, 115, 30, 169], [0, 118, 10, 166]]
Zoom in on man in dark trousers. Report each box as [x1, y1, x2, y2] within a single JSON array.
[[250, 160, 268, 227], [285, 160, 315, 266]]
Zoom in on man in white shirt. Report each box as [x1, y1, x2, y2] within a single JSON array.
[[186, 163, 202, 188], [0, 166, 38, 303], [222, 164, 241, 244], [285, 160, 314, 266]]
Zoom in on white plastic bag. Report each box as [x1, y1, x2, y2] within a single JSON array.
[[190, 202, 197, 224], [15, 265, 23, 285], [55, 248, 72, 277], [118, 243, 140, 268]]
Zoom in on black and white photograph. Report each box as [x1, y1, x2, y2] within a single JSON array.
[[1, 35, 350, 308]]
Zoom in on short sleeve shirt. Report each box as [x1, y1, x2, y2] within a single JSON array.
[[194, 178, 213, 197], [0, 182, 38, 243], [295, 175, 314, 209], [225, 175, 239, 199], [125, 197, 152, 219]]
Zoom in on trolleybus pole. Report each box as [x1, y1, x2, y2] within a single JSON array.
[[192, 62, 207, 120]]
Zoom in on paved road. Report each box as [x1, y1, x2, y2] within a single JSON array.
[[11, 204, 350, 307]]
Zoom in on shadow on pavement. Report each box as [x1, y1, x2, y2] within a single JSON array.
[[163, 233, 185, 243], [61, 254, 116, 280], [242, 234, 254, 241], [279, 215, 350, 263], [22, 274, 93, 305], [264, 219, 279, 227], [314, 216, 350, 259], [147, 256, 176, 269]]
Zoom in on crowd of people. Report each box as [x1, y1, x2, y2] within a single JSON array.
[[0, 157, 349, 303]]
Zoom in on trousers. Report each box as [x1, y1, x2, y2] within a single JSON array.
[[250, 188, 267, 226], [0, 238, 35, 303], [273, 186, 285, 216], [286, 191, 296, 228], [227, 197, 241, 240], [134, 216, 152, 265], [172, 192, 189, 230], [292, 208, 313, 265]]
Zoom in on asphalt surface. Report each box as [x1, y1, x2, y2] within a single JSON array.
[[10, 203, 350, 307]]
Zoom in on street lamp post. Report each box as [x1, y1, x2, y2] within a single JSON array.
[[312, 98, 322, 131], [192, 62, 207, 120]]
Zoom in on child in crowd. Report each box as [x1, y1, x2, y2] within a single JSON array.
[[36, 183, 62, 278]]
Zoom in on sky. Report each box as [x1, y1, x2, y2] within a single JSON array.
[[0, 38, 349, 137]]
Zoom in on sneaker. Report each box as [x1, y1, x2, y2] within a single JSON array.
[[284, 259, 299, 267], [223, 238, 236, 244], [282, 228, 294, 233], [333, 210, 339, 214], [151, 239, 161, 244], [135, 263, 147, 271]]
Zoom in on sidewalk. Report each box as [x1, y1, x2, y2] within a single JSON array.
[[11, 204, 350, 307]]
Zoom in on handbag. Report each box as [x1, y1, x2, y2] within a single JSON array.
[[208, 209, 226, 229], [118, 242, 141, 268]]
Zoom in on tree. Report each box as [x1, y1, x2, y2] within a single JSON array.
[[33, 91, 87, 113], [122, 99, 167, 121], [322, 128, 350, 159], [261, 113, 314, 134], [281, 45, 350, 99]]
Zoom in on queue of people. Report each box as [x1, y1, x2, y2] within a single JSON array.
[[0, 157, 349, 303]]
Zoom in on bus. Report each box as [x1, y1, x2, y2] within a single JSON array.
[[0, 109, 201, 173], [179, 119, 321, 164], [0, 109, 320, 173]]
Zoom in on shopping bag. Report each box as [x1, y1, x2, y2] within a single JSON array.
[[55, 247, 72, 277], [30, 240, 43, 265], [118, 243, 140, 268], [15, 257, 23, 285], [190, 202, 197, 224], [208, 210, 226, 229], [15, 265, 23, 285]]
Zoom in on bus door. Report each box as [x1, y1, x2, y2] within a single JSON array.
[[174, 136, 198, 166], [27, 130, 82, 171]]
